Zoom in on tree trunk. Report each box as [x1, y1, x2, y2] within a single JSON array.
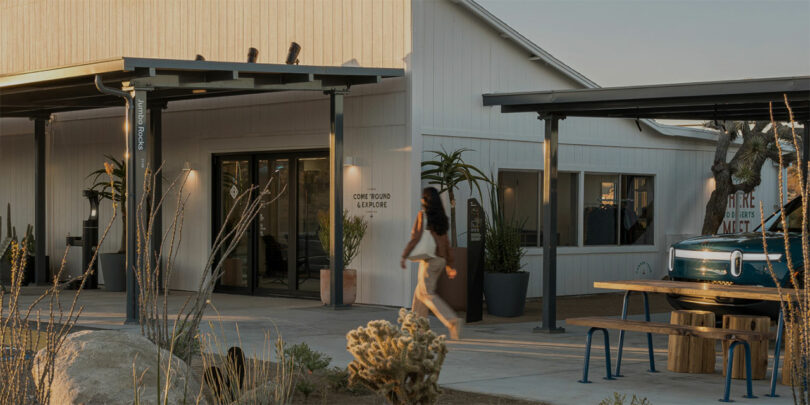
[[448, 189, 457, 247], [702, 176, 733, 235]]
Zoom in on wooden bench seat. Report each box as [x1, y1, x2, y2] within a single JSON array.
[[566, 317, 772, 342], [567, 316, 771, 402]]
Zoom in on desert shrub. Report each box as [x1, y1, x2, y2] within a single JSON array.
[[285, 342, 331, 374], [346, 308, 447, 405], [599, 392, 652, 405]]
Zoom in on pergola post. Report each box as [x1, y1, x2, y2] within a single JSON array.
[[125, 86, 149, 324], [802, 121, 809, 185], [536, 115, 564, 333], [33, 115, 49, 285], [328, 90, 347, 308], [148, 103, 164, 289]]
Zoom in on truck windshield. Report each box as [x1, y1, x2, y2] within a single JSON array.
[[757, 197, 802, 233]]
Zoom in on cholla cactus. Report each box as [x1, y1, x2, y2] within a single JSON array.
[[346, 308, 447, 405]]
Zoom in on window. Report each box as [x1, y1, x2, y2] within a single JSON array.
[[584, 174, 654, 246], [499, 171, 538, 246], [498, 170, 578, 247]]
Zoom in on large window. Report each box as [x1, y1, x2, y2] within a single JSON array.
[[498, 170, 578, 247], [584, 173, 654, 246]]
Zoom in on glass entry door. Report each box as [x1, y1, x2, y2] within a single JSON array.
[[213, 151, 328, 297]]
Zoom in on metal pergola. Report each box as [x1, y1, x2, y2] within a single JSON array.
[[483, 75, 810, 333], [0, 57, 403, 323]]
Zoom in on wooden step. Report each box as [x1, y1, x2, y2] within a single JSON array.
[[566, 317, 772, 342]]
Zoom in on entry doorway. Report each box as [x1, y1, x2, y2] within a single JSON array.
[[213, 151, 330, 297]]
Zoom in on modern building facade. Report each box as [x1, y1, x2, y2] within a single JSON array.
[[0, 0, 782, 307]]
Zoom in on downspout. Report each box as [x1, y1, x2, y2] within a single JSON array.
[[94, 75, 138, 323]]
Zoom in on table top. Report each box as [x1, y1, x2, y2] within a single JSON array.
[[594, 279, 803, 302]]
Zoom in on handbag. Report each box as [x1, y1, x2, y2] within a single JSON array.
[[407, 211, 437, 261]]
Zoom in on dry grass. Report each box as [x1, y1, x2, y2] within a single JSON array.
[[0, 168, 118, 405], [762, 96, 809, 404]]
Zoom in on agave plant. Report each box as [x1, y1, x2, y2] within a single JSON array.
[[421, 148, 489, 247], [87, 155, 126, 253]]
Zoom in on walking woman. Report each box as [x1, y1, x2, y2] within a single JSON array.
[[400, 187, 462, 339]]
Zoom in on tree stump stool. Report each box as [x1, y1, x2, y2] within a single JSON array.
[[722, 314, 769, 380], [782, 321, 800, 386], [667, 310, 716, 373]]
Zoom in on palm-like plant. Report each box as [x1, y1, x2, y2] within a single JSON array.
[[87, 155, 126, 252], [421, 148, 489, 247]]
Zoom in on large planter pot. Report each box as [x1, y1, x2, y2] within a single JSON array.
[[483, 271, 530, 317], [23, 255, 50, 285], [100, 253, 126, 292], [436, 247, 467, 311], [320, 268, 357, 305]]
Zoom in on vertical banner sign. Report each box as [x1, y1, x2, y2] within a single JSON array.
[[135, 97, 147, 169], [466, 198, 485, 323]]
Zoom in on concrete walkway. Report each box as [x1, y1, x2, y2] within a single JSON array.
[[17, 289, 794, 405]]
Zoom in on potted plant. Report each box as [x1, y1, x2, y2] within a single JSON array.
[[87, 155, 127, 292], [421, 148, 489, 310], [317, 210, 367, 305], [482, 179, 529, 317]]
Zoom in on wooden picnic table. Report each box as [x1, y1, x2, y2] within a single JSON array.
[[594, 279, 801, 302], [593, 279, 793, 398]]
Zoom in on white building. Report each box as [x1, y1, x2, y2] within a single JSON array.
[[0, 0, 780, 307]]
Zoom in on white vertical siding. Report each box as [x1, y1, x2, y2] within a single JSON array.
[[0, 79, 413, 306], [421, 132, 781, 297]]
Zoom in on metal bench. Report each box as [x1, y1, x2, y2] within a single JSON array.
[[566, 316, 773, 402]]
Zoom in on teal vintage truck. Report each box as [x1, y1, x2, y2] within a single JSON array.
[[666, 197, 805, 318]]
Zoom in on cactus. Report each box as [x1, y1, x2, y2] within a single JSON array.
[[346, 308, 447, 405], [0, 203, 16, 262]]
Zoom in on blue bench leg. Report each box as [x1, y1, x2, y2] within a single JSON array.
[[615, 291, 631, 377], [767, 308, 784, 398], [721, 341, 757, 402], [580, 327, 614, 383], [615, 291, 656, 376]]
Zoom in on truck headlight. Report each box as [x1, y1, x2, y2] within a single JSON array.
[[730, 250, 743, 277]]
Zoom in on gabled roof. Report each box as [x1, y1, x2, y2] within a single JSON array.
[[453, 0, 723, 141]]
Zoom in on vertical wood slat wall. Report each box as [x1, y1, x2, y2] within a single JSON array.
[[0, 0, 410, 75]]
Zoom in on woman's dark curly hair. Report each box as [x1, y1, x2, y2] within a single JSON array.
[[422, 187, 449, 236]]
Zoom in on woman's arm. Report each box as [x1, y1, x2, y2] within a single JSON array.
[[401, 211, 423, 260]]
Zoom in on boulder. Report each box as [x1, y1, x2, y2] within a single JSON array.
[[32, 330, 204, 405]]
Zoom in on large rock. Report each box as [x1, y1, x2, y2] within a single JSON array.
[[32, 330, 204, 405]]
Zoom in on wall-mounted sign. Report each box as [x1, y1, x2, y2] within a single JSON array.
[[353, 190, 391, 218], [722, 192, 757, 233]]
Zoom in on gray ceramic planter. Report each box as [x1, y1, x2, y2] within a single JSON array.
[[483, 271, 530, 317], [100, 253, 126, 292]]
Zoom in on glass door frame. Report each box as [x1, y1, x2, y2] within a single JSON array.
[[212, 150, 328, 298]]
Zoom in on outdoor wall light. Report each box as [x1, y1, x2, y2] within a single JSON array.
[[247, 47, 259, 63], [183, 161, 193, 172], [343, 156, 355, 167], [286, 42, 301, 65]]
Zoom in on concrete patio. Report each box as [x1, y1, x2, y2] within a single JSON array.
[[16, 288, 795, 405]]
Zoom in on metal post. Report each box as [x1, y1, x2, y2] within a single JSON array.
[[125, 87, 149, 324], [148, 103, 164, 289], [33, 116, 49, 285], [536, 116, 563, 333], [328, 91, 346, 308]]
